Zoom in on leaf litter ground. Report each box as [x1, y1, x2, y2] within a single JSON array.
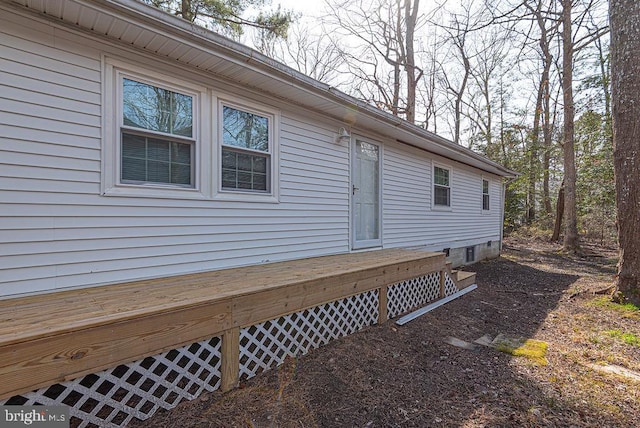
[[133, 237, 639, 427]]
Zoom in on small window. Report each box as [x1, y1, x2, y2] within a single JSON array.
[[221, 104, 272, 193], [434, 166, 451, 207], [482, 179, 490, 210], [120, 78, 195, 187]]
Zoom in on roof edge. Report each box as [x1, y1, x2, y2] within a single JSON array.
[[8, 0, 518, 178]]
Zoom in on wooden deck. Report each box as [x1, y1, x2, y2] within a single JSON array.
[[0, 248, 451, 399]]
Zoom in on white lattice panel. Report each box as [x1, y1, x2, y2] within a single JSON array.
[[239, 290, 379, 380], [0, 336, 222, 428], [444, 271, 458, 296], [387, 272, 460, 319]]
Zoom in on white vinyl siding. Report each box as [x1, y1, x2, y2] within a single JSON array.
[[0, 8, 503, 299], [383, 141, 503, 249], [0, 12, 349, 297]]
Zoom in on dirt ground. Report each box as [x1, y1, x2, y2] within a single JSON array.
[[135, 237, 639, 427]]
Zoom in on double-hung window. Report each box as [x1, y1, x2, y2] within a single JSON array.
[[120, 78, 195, 187], [482, 179, 490, 211], [104, 59, 211, 199], [220, 103, 273, 193], [433, 165, 451, 207], [104, 59, 278, 201]]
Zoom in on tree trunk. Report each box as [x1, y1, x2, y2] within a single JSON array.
[[392, 62, 401, 117], [541, 31, 554, 216], [552, 179, 564, 242], [454, 52, 470, 145], [543, 150, 552, 214], [527, 77, 543, 224], [404, 0, 420, 124], [610, 0, 640, 305], [562, 0, 579, 252], [181, 0, 194, 22]]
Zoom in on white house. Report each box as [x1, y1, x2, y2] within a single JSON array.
[[0, 0, 515, 300], [0, 0, 516, 425]]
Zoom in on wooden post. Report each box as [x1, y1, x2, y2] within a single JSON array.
[[439, 269, 446, 298], [378, 286, 388, 324], [221, 328, 240, 392]]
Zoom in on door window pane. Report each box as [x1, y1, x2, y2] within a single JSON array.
[[355, 140, 380, 242]]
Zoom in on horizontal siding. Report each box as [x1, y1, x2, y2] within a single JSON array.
[[0, 8, 503, 298], [1, 225, 347, 255], [0, 10, 351, 297], [1, 233, 348, 276], [383, 140, 502, 249]]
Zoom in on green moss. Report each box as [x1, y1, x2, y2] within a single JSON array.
[[589, 297, 640, 319], [494, 337, 549, 366], [604, 329, 640, 347]]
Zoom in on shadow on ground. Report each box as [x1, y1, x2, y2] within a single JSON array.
[[135, 243, 633, 427]]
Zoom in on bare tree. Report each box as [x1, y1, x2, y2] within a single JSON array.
[[417, 33, 442, 132], [525, 0, 561, 220], [403, 0, 421, 123], [259, 23, 344, 84], [464, 25, 511, 151], [325, 0, 424, 123], [561, 0, 579, 252], [437, 6, 475, 145], [610, 0, 640, 305]]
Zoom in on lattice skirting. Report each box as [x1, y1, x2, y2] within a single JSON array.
[[239, 290, 379, 381], [387, 270, 458, 319], [1, 272, 457, 427], [0, 337, 222, 428]]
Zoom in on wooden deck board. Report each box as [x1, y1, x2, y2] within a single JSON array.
[[0, 249, 442, 344], [0, 249, 446, 399], [456, 271, 477, 289]]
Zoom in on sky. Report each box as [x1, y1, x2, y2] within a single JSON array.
[[273, 0, 325, 17]]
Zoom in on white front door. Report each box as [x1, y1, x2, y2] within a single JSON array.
[[352, 139, 381, 249]]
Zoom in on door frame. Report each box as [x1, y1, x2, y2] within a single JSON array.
[[350, 136, 383, 250]]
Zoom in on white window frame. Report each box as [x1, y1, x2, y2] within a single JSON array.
[[102, 57, 211, 199], [482, 178, 491, 212], [432, 163, 452, 210], [214, 97, 280, 203]]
